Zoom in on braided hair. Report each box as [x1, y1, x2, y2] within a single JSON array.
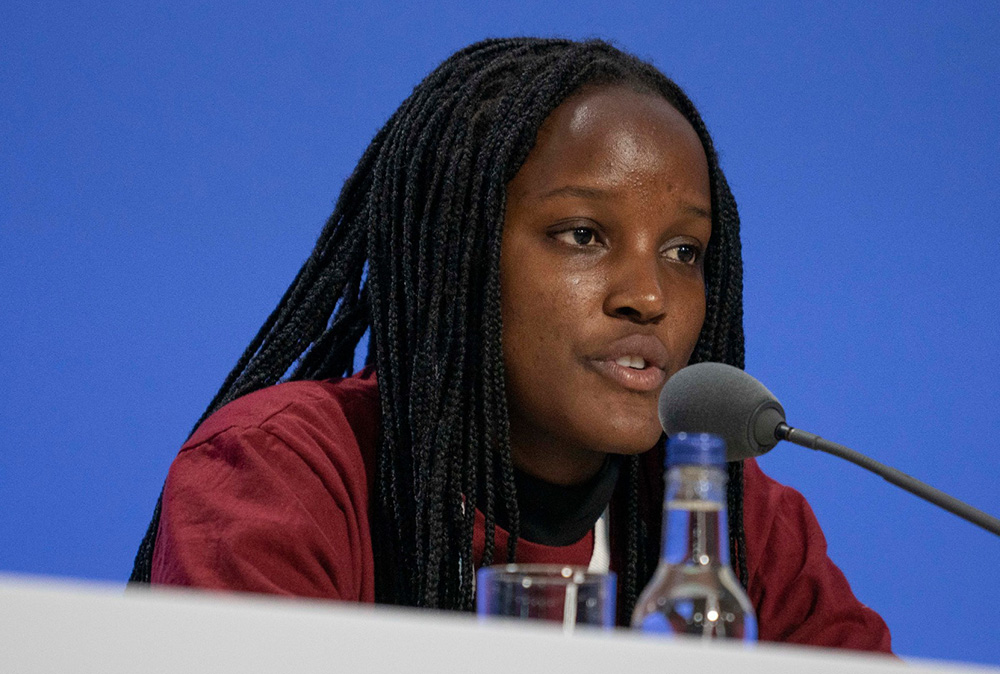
[[130, 37, 748, 621]]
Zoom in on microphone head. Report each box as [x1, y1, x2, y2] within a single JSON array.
[[658, 362, 786, 462]]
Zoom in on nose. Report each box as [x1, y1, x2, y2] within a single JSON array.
[[603, 252, 667, 324]]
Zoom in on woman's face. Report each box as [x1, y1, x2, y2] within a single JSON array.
[[500, 84, 711, 485]]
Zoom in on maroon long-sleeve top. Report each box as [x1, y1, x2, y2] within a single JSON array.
[[152, 370, 892, 652]]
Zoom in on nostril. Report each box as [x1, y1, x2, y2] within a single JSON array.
[[605, 284, 667, 324], [615, 306, 642, 319], [613, 306, 653, 324]]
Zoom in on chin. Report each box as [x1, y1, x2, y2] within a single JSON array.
[[594, 423, 663, 456]]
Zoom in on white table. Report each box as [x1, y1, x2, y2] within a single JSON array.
[[1, 575, 994, 674]]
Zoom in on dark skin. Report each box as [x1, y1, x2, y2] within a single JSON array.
[[500, 85, 712, 486]]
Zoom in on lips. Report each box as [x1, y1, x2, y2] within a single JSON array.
[[588, 334, 671, 392]]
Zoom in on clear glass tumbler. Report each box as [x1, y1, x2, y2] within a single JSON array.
[[476, 564, 616, 633]]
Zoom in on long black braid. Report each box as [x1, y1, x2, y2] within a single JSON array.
[[130, 37, 749, 622]]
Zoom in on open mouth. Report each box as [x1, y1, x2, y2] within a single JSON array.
[[592, 357, 666, 392], [614, 355, 649, 370], [590, 334, 670, 391]]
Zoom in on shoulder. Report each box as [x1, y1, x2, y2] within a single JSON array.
[[179, 369, 380, 491], [190, 369, 378, 443], [740, 459, 829, 601], [154, 369, 380, 599], [741, 457, 819, 546], [739, 459, 893, 651]]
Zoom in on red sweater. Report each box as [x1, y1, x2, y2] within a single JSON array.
[[152, 371, 892, 652]]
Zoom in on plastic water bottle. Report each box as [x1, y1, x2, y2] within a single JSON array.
[[631, 433, 757, 641]]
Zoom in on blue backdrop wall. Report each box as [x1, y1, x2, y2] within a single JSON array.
[[3, 0, 999, 666]]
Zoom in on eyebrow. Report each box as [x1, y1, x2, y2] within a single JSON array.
[[682, 204, 712, 220], [540, 185, 712, 220], [540, 185, 610, 200]]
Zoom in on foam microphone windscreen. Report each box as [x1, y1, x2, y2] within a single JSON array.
[[658, 362, 787, 461]]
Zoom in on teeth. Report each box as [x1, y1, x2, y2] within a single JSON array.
[[615, 356, 647, 370]]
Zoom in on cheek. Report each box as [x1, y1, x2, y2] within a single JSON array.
[[502, 275, 584, 367], [671, 286, 706, 362]]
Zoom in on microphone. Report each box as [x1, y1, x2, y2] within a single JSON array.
[[659, 362, 1000, 537], [658, 362, 787, 462]]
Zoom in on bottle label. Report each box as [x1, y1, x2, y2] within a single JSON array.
[[665, 500, 722, 511]]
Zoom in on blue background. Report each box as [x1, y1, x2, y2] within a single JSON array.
[[3, 0, 999, 666]]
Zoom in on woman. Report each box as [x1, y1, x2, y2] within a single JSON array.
[[133, 37, 891, 650]]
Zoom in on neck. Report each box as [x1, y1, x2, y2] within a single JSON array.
[[485, 456, 622, 546], [509, 434, 607, 486]]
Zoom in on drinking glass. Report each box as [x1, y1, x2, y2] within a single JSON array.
[[476, 564, 616, 633]]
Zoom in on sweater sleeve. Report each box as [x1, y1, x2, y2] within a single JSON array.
[[151, 379, 376, 603], [742, 459, 892, 652]]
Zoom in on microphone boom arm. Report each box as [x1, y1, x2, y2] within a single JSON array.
[[777, 423, 1000, 537]]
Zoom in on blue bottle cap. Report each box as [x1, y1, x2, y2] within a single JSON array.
[[666, 433, 726, 467]]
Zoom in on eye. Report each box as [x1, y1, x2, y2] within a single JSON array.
[[553, 226, 603, 247], [664, 243, 701, 265]]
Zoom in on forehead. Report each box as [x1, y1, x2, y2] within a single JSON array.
[[510, 84, 709, 200]]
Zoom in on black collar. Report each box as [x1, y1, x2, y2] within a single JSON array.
[[494, 456, 622, 547]]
